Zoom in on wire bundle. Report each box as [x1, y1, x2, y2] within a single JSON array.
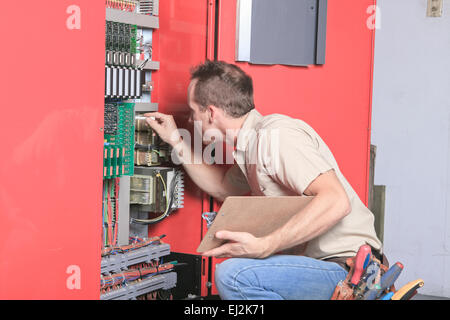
[[105, 0, 137, 12], [101, 235, 164, 257], [100, 262, 174, 292]]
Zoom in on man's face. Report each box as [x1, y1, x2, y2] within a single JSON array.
[[187, 79, 220, 144]]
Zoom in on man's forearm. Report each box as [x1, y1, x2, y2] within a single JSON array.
[[172, 140, 230, 200]]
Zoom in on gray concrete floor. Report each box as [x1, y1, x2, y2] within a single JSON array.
[[412, 294, 449, 300]]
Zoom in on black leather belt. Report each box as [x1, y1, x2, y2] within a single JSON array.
[[324, 246, 386, 272]]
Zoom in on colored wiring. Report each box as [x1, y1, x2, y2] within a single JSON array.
[[105, 0, 137, 12], [101, 235, 165, 257], [100, 262, 174, 292]]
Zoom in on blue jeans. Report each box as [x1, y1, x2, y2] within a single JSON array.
[[215, 255, 348, 300]]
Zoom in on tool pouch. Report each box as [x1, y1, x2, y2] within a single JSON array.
[[331, 254, 393, 300]]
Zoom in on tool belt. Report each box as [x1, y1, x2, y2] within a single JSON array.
[[330, 250, 393, 300]]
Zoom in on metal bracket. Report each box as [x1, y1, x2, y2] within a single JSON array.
[[202, 212, 218, 229]]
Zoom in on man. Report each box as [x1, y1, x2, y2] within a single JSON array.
[[145, 60, 382, 300]]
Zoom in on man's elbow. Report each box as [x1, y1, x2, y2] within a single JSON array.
[[208, 190, 228, 203], [336, 193, 352, 218]]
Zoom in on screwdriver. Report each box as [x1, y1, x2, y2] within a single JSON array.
[[380, 292, 394, 300], [391, 279, 424, 300], [364, 262, 404, 300], [351, 245, 372, 286], [379, 262, 404, 292]]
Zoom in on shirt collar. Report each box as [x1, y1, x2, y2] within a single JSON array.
[[236, 109, 263, 152]]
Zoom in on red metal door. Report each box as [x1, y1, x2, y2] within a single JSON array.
[[0, 1, 105, 299]]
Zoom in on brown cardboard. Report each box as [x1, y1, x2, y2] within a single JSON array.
[[197, 196, 314, 253]]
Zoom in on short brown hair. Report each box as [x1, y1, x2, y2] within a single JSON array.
[[190, 60, 255, 118]]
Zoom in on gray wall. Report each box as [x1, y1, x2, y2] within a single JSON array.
[[371, 0, 450, 297]]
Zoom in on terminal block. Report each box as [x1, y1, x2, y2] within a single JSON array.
[[100, 272, 176, 300], [101, 242, 170, 274]]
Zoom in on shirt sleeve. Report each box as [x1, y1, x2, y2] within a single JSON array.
[[259, 126, 334, 195]]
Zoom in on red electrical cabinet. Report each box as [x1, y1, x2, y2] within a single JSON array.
[[0, 0, 376, 299]]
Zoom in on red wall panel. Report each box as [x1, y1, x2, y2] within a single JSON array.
[[0, 1, 105, 299]]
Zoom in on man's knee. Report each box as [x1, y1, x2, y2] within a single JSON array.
[[215, 258, 257, 299], [215, 258, 259, 288], [215, 258, 240, 287]]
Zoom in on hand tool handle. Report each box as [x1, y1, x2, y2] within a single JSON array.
[[351, 244, 372, 285], [363, 288, 379, 300], [380, 292, 394, 300], [391, 279, 424, 300], [379, 262, 404, 291]]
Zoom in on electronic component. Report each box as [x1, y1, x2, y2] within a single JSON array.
[[104, 102, 135, 178], [101, 272, 176, 300], [134, 116, 170, 166], [102, 242, 170, 274], [102, 178, 120, 248], [130, 68, 136, 98], [105, 66, 112, 97], [105, 0, 159, 16], [130, 167, 184, 223], [100, 235, 176, 300], [104, 103, 119, 135], [138, 0, 158, 16], [105, 0, 138, 13], [105, 66, 142, 99], [105, 21, 143, 99], [101, 236, 169, 272], [101, 262, 175, 292]]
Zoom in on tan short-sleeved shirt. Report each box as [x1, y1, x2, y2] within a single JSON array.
[[230, 109, 382, 260]]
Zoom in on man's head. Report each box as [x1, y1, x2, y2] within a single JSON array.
[[187, 60, 255, 142]]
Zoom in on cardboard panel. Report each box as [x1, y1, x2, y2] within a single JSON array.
[[197, 196, 313, 252]]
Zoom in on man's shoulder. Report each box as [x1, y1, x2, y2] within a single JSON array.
[[256, 113, 312, 133]]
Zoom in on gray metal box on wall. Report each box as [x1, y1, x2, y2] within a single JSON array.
[[236, 0, 328, 66]]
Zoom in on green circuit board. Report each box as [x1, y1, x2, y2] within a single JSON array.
[[106, 21, 138, 55], [103, 102, 135, 179]]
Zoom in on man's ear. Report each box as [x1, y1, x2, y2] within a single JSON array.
[[207, 105, 218, 123]]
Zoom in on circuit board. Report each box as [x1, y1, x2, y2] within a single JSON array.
[[104, 102, 135, 178], [106, 21, 138, 55]]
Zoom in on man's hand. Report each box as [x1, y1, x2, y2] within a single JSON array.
[[202, 231, 274, 259], [144, 112, 181, 147]]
